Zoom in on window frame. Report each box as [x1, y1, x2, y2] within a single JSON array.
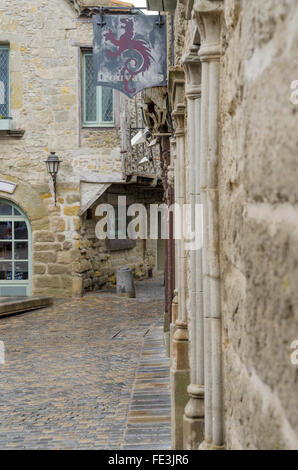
[[82, 50, 115, 128], [0, 45, 10, 131], [0, 199, 32, 296]]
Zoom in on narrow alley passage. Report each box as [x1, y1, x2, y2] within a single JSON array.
[[0, 278, 170, 450]]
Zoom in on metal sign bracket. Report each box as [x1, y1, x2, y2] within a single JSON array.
[[156, 12, 165, 28], [97, 7, 106, 27]]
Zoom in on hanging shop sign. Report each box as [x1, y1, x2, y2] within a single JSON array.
[[93, 14, 167, 98]]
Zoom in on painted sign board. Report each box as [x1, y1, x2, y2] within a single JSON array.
[[93, 14, 167, 98]]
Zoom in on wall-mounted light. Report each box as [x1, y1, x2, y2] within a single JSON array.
[[131, 127, 152, 146], [139, 154, 153, 165], [45, 152, 62, 205]]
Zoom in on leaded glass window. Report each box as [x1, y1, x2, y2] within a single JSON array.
[[0, 46, 10, 130], [82, 51, 114, 127]]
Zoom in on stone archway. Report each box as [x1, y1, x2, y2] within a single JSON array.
[[0, 175, 50, 232]]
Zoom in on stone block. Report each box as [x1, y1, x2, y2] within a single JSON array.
[[72, 276, 83, 298], [34, 231, 55, 243], [33, 264, 46, 275], [48, 264, 71, 275], [64, 206, 80, 216], [63, 241, 73, 251], [33, 275, 61, 289], [51, 217, 66, 232], [57, 250, 78, 264], [11, 71, 23, 109], [72, 259, 92, 273], [34, 251, 57, 264], [66, 194, 80, 204], [35, 243, 61, 252]]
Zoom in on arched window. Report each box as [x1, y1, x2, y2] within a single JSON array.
[[0, 199, 31, 297]]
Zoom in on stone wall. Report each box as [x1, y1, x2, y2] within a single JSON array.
[[219, 0, 298, 449]]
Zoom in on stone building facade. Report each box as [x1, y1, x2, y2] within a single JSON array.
[[145, 0, 298, 450], [0, 0, 163, 298]]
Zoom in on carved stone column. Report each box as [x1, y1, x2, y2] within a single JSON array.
[[168, 67, 190, 450], [182, 44, 205, 449], [194, 0, 224, 450]]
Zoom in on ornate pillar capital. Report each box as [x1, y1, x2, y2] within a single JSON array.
[[182, 45, 201, 99], [168, 67, 186, 136], [179, 0, 194, 20], [194, 0, 223, 61]]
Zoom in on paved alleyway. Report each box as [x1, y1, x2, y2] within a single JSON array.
[[0, 278, 171, 449]]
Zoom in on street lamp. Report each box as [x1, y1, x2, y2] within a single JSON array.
[[45, 152, 62, 205]]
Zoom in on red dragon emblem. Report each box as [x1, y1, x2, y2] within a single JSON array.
[[104, 17, 154, 95]]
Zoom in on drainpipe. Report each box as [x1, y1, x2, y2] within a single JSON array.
[[194, 0, 224, 449], [182, 44, 205, 449]]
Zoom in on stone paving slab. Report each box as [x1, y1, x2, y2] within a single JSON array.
[[0, 285, 168, 450]]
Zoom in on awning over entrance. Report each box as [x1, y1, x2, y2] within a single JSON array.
[[80, 175, 126, 216], [80, 173, 162, 216]]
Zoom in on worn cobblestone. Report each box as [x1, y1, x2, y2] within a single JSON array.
[[0, 283, 167, 449]]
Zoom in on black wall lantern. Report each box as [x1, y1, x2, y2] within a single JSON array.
[[45, 152, 62, 205]]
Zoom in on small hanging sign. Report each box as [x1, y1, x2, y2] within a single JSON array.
[[93, 14, 167, 98], [0, 180, 16, 194]]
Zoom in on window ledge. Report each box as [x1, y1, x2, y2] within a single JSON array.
[[0, 129, 25, 139], [82, 126, 116, 130]]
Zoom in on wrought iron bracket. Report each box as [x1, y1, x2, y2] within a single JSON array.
[[156, 13, 165, 27], [95, 7, 164, 29], [97, 8, 106, 27]]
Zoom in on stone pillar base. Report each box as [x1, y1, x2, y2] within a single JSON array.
[[171, 320, 190, 450], [164, 330, 170, 357], [72, 276, 83, 297], [183, 416, 204, 450], [171, 367, 190, 450], [170, 291, 178, 365], [163, 311, 170, 357], [183, 384, 204, 449], [169, 322, 176, 363], [199, 440, 225, 450]]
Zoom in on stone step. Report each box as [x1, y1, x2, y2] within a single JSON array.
[[0, 296, 53, 318]]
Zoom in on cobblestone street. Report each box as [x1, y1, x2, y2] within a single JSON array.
[[0, 278, 170, 450]]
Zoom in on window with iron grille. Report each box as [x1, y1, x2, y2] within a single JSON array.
[[0, 45, 10, 130], [82, 51, 114, 127]]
